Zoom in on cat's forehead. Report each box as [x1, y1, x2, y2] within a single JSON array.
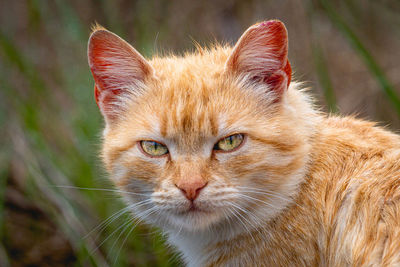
[[140, 74, 243, 147], [150, 46, 231, 80], [121, 51, 262, 149], [109, 46, 272, 153]]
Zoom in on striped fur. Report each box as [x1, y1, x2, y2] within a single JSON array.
[[88, 21, 400, 266]]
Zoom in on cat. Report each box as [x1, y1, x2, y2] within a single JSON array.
[[87, 20, 400, 266]]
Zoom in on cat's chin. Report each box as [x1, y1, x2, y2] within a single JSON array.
[[165, 207, 227, 232]]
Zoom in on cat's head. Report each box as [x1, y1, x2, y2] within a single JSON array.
[[88, 20, 316, 234]]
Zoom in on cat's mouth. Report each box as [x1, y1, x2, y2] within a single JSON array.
[[178, 203, 210, 215], [188, 204, 206, 212], [159, 200, 228, 231]]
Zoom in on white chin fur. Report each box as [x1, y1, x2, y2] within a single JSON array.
[[163, 209, 227, 232]]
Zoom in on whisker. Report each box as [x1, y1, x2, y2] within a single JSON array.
[[214, 186, 297, 209], [88, 199, 155, 258], [90, 217, 135, 256], [239, 190, 291, 201], [84, 198, 152, 240], [237, 186, 292, 201], [176, 221, 184, 237], [228, 205, 256, 243], [236, 193, 276, 209], [109, 216, 137, 260], [54, 185, 152, 197], [229, 202, 262, 233], [113, 206, 159, 265], [84, 204, 133, 240]]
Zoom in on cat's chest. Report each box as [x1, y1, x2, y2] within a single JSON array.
[[167, 227, 319, 267], [167, 233, 212, 267], [167, 232, 258, 267]]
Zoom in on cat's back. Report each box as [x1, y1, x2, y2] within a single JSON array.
[[311, 116, 400, 266]]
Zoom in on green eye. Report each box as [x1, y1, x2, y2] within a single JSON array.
[[214, 134, 244, 152], [140, 141, 169, 157]]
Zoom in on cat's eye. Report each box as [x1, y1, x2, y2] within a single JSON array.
[[139, 140, 169, 157], [214, 134, 244, 152]]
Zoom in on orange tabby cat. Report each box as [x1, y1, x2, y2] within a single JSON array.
[[87, 20, 400, 266]]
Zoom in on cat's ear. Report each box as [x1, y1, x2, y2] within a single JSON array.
[[225, 20, 291, 100], [88, 27, 154, 123]]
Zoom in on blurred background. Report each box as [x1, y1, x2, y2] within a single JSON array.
[[0, 0, 399, 266]]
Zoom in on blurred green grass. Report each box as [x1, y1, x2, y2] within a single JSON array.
[[0, 0, 399, 266], [0, 1, 177, 266]]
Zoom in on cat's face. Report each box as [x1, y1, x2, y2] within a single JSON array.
[[88, 21, 312, 233]]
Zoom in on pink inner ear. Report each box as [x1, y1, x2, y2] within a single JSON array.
[[226, 20, 291, 96], [284, 59, 292, 87], [263, 59, 292, 92], [88, 29, 153, 121], [257, 21, 288, 65], [94, 84, 100, 106], [94, 84, 122, 108]]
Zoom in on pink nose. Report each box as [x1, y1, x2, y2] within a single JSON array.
[[175, 179, 207, 201]]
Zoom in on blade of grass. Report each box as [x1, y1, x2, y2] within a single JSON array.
[[0, 31, 46, 94], [307, 1, 338, 113], [313, 45, 338, 113], [10, 124, 109, 267], [319, 0, 400, 116], [0, 155, 10, 267], [0, 59, 109, 267]]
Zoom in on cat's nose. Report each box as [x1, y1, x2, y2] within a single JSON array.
[[175, 178, 208, 201]]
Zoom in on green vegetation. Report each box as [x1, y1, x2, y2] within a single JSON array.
[[319, 0, 400, 116], [0, 1, 398, 266], [0, 2, 177, 266]]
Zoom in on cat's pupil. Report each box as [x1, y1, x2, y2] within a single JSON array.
[[228, 136, 233, 145]]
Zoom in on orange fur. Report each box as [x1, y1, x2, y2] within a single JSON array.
[[88, 20, 400, 266]]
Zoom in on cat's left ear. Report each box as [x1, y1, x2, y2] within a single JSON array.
[[88, 27, 155, 123], [225, 20, 291, 100]]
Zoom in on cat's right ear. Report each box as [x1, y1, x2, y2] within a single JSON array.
[[225, 20, 291, 101], [88, 28, 154, 123]]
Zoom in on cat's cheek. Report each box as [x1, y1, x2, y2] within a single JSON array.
[[108, 148, 168, 188], [126, 146, 169, 166], [213, 143, 249, 163], [111, 165, 130, 184]]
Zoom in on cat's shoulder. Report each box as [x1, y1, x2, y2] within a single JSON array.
[[306, 116, 400, 265], [316, 115, 400, 151]]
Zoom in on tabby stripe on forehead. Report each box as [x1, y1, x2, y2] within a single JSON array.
[[210, 111, 218, 136], [160, 111, 168, 137], [160, 102, 218, 137]]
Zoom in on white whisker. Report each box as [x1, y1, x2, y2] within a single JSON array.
[[54, 185, 152, 197], [236, 193, 276, 209], [113, 206, 159, 265], [84, 204, 133, 240], [237, 186, 293, 202], [90, 217, 135, 256], [84, 198, 153, 240], [229, 202, 263, 234], [228, 205, 256, 243], [109, 215, 137, 258]]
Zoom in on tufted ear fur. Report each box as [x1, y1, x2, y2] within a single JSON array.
[[225, 20, 291, 100], [88, 27, 154, 123]]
